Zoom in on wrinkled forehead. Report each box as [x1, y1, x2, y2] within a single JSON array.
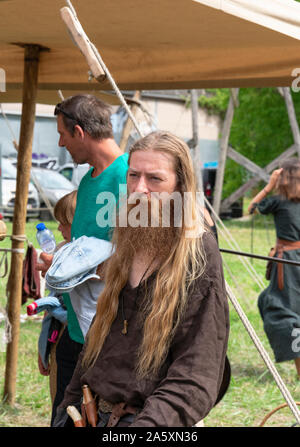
[[129, 149, 176, 173]]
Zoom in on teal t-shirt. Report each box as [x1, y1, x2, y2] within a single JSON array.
[[71, 153, 129, 241], [66, 153, 128, 343]]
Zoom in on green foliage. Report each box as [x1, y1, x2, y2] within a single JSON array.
[[198, 89, 230, 117], [199, 88, 300, 198]]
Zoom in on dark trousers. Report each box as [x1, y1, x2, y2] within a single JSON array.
[[50, 327, 83, 426]]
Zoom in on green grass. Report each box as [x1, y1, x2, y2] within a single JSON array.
[[0, 215, 300, 427]]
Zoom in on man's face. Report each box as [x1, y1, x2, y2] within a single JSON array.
[[127, 150, 177, 196], [57, 114, 86, 165], [118, 149, 179, 258]]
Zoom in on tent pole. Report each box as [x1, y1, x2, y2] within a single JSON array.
[[190, 89, 203, 192], [213, 88, 239, 215], [282, 87, 300, 159], [3, 44, 41, 406], [119, 91, 141, 152], [191, 90, 199, 149]]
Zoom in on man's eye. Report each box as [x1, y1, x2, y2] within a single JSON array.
[[151, 176, 161, 181], [129, 173, 137, 177]]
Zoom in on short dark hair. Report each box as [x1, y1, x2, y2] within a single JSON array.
[[54, 94, 113, 140]]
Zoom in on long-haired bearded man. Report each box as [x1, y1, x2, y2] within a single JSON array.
[[54, 131, 230, 427]]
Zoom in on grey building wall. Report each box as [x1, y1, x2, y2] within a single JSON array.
[[0, 111, 70, 165]]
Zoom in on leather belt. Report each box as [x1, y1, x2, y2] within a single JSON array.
[[276, 238, 300, 290], [97, 398, 139, 427], [98, 398, 114, 413]]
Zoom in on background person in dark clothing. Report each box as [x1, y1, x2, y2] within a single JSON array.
[[248, 159, 300, 378]]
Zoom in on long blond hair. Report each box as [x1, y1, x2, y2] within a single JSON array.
[[82, 131, 207, 378]]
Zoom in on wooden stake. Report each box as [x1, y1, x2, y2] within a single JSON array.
[[190, 89, 203, 192], [220, 88, 299, 213], [282, 87, 300, 159], [60, 6, 106, 82], [3, 44, 41, 405], [212, 88, 239, 215], [191, 89, 199, 150], [227, 145, 269, 182], [221, 144, 297, 212], [119, 91, 141, 152]]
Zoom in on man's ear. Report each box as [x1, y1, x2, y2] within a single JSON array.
[[74, 124, 85, 139]]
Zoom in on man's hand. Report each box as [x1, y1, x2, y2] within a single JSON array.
[[36, 252, 53, 278], [38, 353, 50, 376]]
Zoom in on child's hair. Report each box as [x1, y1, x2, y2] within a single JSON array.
[[277, 158, 300, 202], [54, 190, 77, 225]]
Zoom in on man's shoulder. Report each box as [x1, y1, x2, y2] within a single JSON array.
[[198, 231, 223, 283], [77, 167, 93, 188], [101, 153, 128, 189], [111, 153, 129, 175], [202, 230, 219, 258]]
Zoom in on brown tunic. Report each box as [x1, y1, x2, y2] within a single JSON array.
[[60, 232, 230, 426]]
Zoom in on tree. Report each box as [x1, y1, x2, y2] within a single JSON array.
[[198, 88, 300, 198]]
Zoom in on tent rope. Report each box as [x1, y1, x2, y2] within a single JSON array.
[[0, 233, 29, 279], [221, 257, 253, 312], [0, 234, 27, 255], [259, 402, 300, 427], [0, 104, 19, 150], [205, 196, 266, 291]]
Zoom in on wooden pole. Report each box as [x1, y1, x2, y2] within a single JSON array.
[[3, 44, 41, 405], [190, 89, 203, 192], [227, 145, 270, 182], [221, 144, 297, 212], [212, 88, 239, 215], [282, 87, 300, 159], [219, 88, 299, 213], [119, 91, 141, 152], [191, 90, 199, 149]]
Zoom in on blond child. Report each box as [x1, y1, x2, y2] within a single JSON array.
[[35, 190, 77, 403]]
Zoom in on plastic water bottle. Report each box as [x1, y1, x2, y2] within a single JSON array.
[[36, 222, 56, 254]]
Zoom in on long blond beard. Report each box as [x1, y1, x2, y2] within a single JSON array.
[[115, 193, 179, 259]]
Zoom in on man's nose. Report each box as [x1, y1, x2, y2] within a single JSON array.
[[134, 176, 150, 194], [58, 136, 64, 147]]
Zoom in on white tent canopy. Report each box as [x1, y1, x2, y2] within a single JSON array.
[[193, 0, 300, 41], [1, 0, 300, 105]]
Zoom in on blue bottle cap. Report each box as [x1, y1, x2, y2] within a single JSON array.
[[36, 223, 46, 231]]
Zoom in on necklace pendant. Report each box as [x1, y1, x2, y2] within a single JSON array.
[[122, 319, 128, 335]]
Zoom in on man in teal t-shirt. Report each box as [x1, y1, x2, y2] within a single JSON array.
[[64, 153, 128, 345], [49, 94, 128, 425]]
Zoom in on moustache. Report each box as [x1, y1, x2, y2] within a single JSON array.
[[117, 192, 180, 228]]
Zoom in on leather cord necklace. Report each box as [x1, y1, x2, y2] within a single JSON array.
[[121, 259, 155, 335]]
